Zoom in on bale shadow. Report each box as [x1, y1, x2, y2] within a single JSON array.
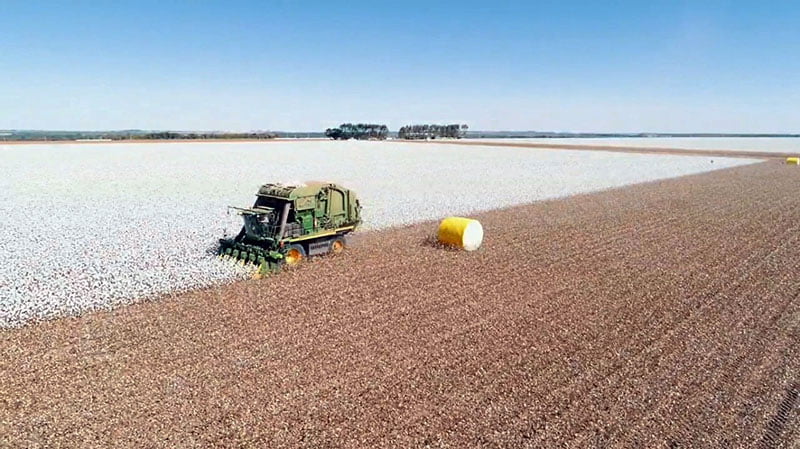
[[421, 233, 462, 251]]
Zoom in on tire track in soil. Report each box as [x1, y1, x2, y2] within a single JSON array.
[[654, 257, 800, 446], [574, 239, 800, 447], [2, 161, 800, 448], [715, 304, 800, 448], [759, 383, 800, 449]]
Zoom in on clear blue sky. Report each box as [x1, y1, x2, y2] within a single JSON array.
[[1, 1, 798, 132]]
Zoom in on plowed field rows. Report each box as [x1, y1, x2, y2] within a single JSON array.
[[1, 161, 798, 447]]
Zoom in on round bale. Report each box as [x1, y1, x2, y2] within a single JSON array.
[[438, 217, 484, 251]]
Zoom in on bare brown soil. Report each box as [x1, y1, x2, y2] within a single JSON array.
[[2, 161, 799, 448], [407, 139, 796, 160]]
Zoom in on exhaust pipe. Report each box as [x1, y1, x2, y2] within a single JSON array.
[[277, 202, 291, 239]]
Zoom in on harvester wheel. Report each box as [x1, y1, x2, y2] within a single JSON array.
[[330, 237, 345, 254], [284, 244, 306, 266]]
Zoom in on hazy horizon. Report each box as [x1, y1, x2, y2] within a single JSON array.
[[2, 1, 799, 133], [2, 128, 800, 136]]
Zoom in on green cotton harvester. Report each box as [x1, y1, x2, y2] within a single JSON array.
[[219, 182, 361, 276]]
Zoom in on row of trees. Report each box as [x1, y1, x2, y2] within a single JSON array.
[[397, 124, 468, 140], [325, 123, 389, 140], [324, 123, 470, 140], [0, 131, 280, 141], [132, 131, 277, 140]]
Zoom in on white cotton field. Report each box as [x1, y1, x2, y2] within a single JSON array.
[[0, 140, 758, 327], [465, 137, 800, 154]]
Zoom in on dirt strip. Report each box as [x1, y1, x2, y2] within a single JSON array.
[[405, 139, 798, 160], [2, 161, 799, 448]]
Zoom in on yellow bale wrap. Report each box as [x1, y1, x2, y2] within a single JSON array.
[[438, 217, 484, 251], [787, 157, 799, 165]]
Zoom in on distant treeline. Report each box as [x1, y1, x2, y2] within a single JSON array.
[[6, 128, 798, 142], [325, 123, 389, 140], [134, 131, 277, 140], [322, 123, 469, 140], [0, 130, 278, 141], [398, 124, 468, 140]]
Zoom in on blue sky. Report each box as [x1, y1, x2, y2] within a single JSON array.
[[1, 1, 798, 132]]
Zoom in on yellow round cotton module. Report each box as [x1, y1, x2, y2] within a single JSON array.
[[787, 157, 799, 165], [438, 217, 484, 251]]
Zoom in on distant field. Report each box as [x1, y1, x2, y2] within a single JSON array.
[[0, 140, 757, 327], [464, 137, 800, 154]]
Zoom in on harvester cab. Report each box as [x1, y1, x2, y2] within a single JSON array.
[[219, 182, 361, 275]]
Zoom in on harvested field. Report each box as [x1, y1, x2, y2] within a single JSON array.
[[464, 137, 800, 155], [2, 161, 799, 447], [0, 141, 755, 327], [428, 139, 800, 160]]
